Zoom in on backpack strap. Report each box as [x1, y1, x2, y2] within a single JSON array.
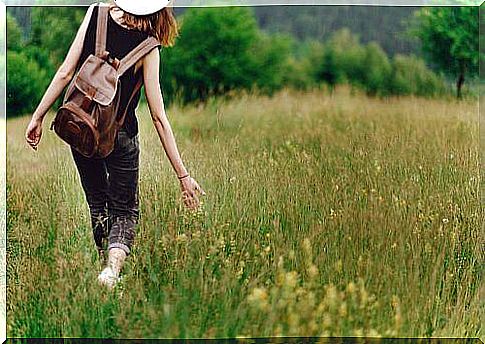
[[115, 36, 160, 125], [116, 74, 144, 127], [95, 3, 109, 56], [117, 36, 161, 76]]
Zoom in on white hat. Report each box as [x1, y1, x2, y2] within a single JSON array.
[[114, 0, 170, 16]]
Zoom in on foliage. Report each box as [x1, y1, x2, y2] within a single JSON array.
[[314, 29, 445, 96], [253, 6, 420, 57], [316, 28, 365, 90], [161, 7, 261, 105], [22, 44, 56, 80], [250, 32, 294, 95], [283, 40, 324, 91], [7, 51, 49, 117], [283, 56, 315, 91], [6, 6, 464, 117], [310, 28, 446, 98], [30, 7, 85, 68], [407, 7, 479, 78], [7, 13, 23, 52], [389, 54, 447, 97], [6, 7, 86, 116], [361, 42, 392, 97]]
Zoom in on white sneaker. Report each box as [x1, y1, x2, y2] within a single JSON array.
[[97, 267, 119, 289]]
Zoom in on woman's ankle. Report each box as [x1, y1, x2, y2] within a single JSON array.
[[107, 247, 127, 276]]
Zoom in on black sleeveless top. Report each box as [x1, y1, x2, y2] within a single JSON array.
[[77, 5, 159, 138]]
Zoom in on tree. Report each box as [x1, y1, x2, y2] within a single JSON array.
[[7, 13, 23, 52], [30, 7, 85, 68], [388, 54, 446, 98], [315, 28, 365, 93], [250, 32, 294, 95], [361, 42, 392, 97], [284, 39, 325, 91], [408, 7, 479, 99], [161, 7, 260, 105], [7, 51, 49, 117]]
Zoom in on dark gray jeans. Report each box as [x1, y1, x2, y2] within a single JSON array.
[[71, 128, 139, 256]]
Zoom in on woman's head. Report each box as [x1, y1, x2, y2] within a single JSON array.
[[111, 1, 179, 47]]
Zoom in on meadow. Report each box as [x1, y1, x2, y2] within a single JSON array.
[[6, 86, 482, 338]]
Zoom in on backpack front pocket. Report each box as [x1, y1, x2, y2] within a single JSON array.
[[52, 102, 100, 158]]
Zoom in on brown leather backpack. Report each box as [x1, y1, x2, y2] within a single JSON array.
[[51, 4, 160, 158]]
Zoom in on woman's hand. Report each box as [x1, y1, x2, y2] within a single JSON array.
[[179, 176, 206, 210], [25, 117, 43, 151]]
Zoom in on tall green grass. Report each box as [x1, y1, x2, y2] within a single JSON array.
[[6, 85, 482, 338]]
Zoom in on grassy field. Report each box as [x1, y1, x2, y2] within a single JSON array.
[[6, 86, 482, 339]]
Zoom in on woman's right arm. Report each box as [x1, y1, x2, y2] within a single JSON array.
[[25, 4, 95, 150], [142, 47, 206, 210]]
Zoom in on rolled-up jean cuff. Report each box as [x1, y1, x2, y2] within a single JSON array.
[[108, 242, 131, 256]]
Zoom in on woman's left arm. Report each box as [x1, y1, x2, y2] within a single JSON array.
[[26, 4, 95, 150], [142, 48, 206, 210]]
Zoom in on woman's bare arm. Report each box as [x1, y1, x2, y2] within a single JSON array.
[[31, 4, 95, 122], [26, 4, 95, 149], [143, 49, 187, 178], [142, 47, 205, 208]]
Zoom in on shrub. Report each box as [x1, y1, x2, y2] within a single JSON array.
[[22, 45, 55, 78], [251, 32, 294, 95], [161, 7, 260, 105], [283, 56, 316, 91], [361, 42, 392, 97], [30, 7, 85, 68], [389, 54, 446, 97], [7, 51, 48, 117], [286, 40, 325, 91], [7, 13, 23, 52], [315, 28, 366, 91]]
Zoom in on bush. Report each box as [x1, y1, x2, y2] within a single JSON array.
[[284, 56, 316, 91], [30, 7, 85, 68], [360, 42, 392, 97], [310, 29, 446, 99], [22, 45, 56, 78], [315, 28, 366, 91], [7, 51, 49, 117], [7, 13, 23, 52], [389, 54, 446, 97], [251, 32, 294, 95], [161, 7, 260, 105], [316, 45, 346, 90], [285, 40, 325, 91]]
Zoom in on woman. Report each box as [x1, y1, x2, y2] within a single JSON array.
[[25, 0, 205, 289]]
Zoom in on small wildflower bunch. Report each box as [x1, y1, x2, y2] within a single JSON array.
[[302, 238, 319, 284], [179, 197, 207, 233], [245, 251, 400, 337]]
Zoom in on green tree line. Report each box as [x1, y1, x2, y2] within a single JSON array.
[[8, 6, 423, 57], [6, 6, 479, 117]]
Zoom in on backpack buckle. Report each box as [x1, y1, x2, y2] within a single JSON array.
[[101, 51, 120, 70], [81, 88, 96, 112], [81, 95, 93, 112]]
